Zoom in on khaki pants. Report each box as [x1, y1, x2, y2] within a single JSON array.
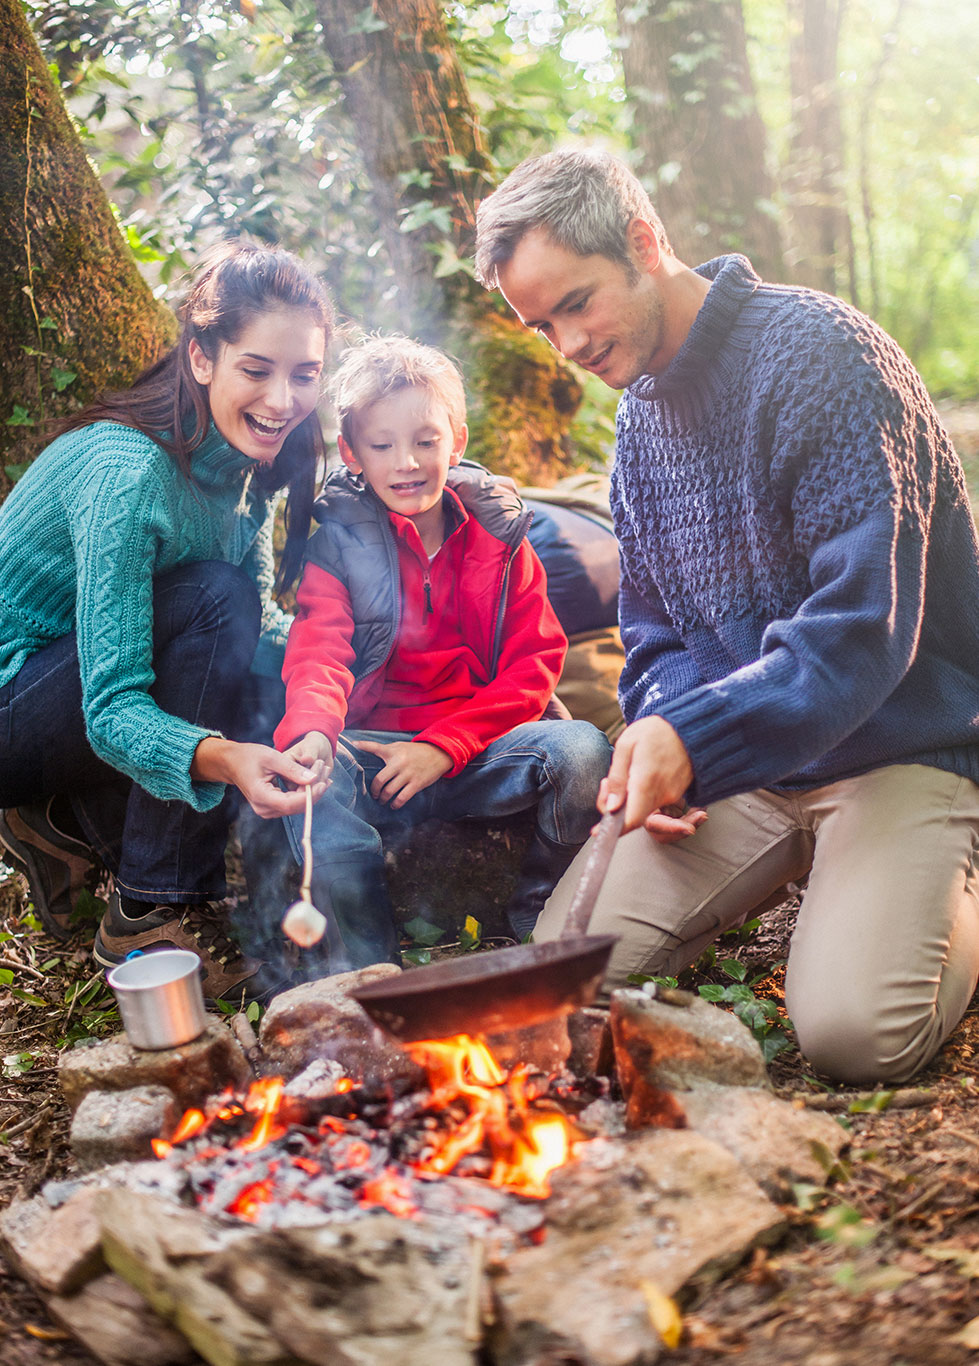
[[536, 764, 979, 1085]]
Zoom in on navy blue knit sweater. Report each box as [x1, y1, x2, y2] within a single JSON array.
[[611, 254, 979, 808]]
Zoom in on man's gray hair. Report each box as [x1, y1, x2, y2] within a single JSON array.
[[474, 147, 671, 289]]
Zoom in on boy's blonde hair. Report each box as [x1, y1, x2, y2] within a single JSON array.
[[330, 335, 467, 445]]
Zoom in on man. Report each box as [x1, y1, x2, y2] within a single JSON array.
[[474, 147, 979, 1085]]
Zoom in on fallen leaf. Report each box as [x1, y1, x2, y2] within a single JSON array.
[[923, 1244, 979, 1278], [639, 1278, 682, 1348], [25, 1324, 70, 1341], [953, 1316, 979, 1349]]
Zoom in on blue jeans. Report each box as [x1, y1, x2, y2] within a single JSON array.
[[281, 718, 612, 959], [0, 561, 261, 904], [288, 719, 612, 864]]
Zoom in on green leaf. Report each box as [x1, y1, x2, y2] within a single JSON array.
[[245, 1001, 261, 1024], [791, 1181, 825, 1212], [760, 1031, 794, 1063], [849, 1089, 895, 1114], [3, 1051, 37, 1076], [0, 969, 13, 986], [403, 916, 445, 947], [399, 201, 453, 235], [403, 947, 432, 967], [698, 983, 727, 1002], [51, 366, 77, 392], [815, 1201, 878, 1248], [3, 462, 30, 482], [718, 958, 747, 981], [6, 406, 35, 428], [9, 989, 48, 1007], [347, 5, 387, 34], [39, 316, 58, 330]]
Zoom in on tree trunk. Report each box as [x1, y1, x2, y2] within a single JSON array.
[[0, 0, 176, 498], [313, 0, 583, 484], [614, 0, 787, 281], [785, 0, 854, 295]]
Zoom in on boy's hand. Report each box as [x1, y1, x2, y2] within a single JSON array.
[[355, 739, 452, 809], [282, 731, 335, 792]]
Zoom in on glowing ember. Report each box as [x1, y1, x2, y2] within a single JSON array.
[[154, 1033, 578, 1222], [228, 1172, 279, 1221], [359, 1168, 418, 1218]]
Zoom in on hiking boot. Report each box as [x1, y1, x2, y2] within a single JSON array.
[[504, 830, 582, 941], [0, 800, 102, 940], [93, 893, 284, 1004]]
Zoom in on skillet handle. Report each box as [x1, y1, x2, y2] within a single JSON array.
[[561, 806, 626, 938]]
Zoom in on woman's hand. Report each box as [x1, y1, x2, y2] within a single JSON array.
[[191, 736, 329, 818], [282, 731, 335, 789], [353, 738, 452, 809]]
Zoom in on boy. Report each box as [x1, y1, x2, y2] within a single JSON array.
[[274, 336, 612, 970]]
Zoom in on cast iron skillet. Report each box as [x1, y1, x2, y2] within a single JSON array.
[[351, 807, 624, 1041]]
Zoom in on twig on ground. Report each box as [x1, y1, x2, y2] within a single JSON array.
[[794, 1087, 939, 1112], [0, 955, 46, 981], [891, 1178, 947, 1224], [0, 1102, 53, 1140], [942, 1125, 979, 1151]]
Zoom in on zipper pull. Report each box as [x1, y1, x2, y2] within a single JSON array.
[[423, 570, 433, 615]]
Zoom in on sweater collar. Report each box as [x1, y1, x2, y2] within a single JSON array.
[[628, 254, 760, 405], [189, 423, 255, 491]]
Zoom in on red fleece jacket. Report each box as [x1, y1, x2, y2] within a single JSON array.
[[275, 495, 567, 776]]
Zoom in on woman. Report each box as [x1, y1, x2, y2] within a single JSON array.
[[0, 242, 332, 999]]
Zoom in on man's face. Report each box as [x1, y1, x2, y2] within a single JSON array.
[[496, 226, 667, 389]]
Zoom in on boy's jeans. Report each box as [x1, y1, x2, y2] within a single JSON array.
[[288, 719, 612, 862], [283, 719, 612, 959], [0, 561, 261, 905]]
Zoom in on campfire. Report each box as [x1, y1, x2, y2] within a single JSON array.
[[149, 1032, 587, 1237], [1, 968, 850, 1366]]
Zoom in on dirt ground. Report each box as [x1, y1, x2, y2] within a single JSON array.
[[1, 866, 978, 1366]]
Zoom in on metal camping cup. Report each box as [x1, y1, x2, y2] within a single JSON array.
[[106, 949, 208, 1050]]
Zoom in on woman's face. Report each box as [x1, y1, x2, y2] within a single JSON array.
[[189, 306, 326, 464]]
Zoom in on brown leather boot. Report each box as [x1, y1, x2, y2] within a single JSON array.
[[0, 800, 102, 939]]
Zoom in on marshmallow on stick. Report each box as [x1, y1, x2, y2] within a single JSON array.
[[282, 784, 327, 947]]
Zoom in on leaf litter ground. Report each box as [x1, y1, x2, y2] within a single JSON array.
[[1, 866, 978, 1366]]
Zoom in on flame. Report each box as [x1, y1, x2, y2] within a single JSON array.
[[406, 1034, 574, 1198], [151, 1106, 207, 1158], [238, 1077, 287, 1153]]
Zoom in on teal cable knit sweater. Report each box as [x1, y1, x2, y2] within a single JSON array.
[[0, 422, 291, 811]]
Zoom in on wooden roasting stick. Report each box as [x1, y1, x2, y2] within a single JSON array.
[[562, 806, 626, 937], [281, 784, 328, 946]]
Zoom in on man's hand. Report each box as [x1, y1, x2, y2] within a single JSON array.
[[599, 715, 696, 835], [191, 737, 330, 818], [354, 738, 452, 808]]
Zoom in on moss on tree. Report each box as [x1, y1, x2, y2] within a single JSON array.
[[0, 0, 176, 500]]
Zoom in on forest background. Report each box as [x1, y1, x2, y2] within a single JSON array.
[[2, 0, 978, 496]]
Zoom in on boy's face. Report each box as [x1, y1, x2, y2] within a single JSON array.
[[339, 386, 467, 528]]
